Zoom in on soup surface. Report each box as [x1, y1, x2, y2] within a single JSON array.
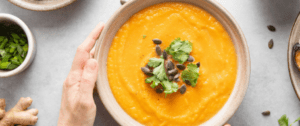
[[107, 2, 237, 126]]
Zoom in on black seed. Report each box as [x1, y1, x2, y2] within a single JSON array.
[[196, 62, 200, 68], [267, 25, 276, 32], [262, 111, 270, 116], [187, 55, 195, 62], [179, 84, 187, 94], [185, 80, 191, 85], [156, 88, 164, 94], [155, 45, 162, 56], [168, 75, 174, 81], [268, 39, 274, 49], [167, 60, 174, 70], [168, 69, 178, 75], [152, 38, 162, 44], [163, 50, 168, 60], [174, 73, 180, 80], [176, 64, 186, 70], [141, 67, 152, 76], [174, 78, 180, 82], [120, 0, 126, 5]]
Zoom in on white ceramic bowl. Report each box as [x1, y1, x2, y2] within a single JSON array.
[[8, 0, 76, 11], [0, 13, 36, 78], [95, 0, 250, 125]]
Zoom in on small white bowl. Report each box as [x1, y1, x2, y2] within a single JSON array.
[[8, 0, 76, 11], [0, 13, 36, 78]]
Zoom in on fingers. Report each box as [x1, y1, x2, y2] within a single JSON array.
[[80, 59, 98, 95], [15, 97, 33, 110], [0, 99, 5, 109], [224, 123, 231, 126], [90, 47, 95, 58], [70, 22, 104, 72]]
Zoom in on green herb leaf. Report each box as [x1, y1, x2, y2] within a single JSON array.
[[11, 33, 20, 40], [11, 56, 20, 65], [278, 115, 289, 126], [0, 62, 11, 69], [148, 58, 163, 68], [143, 35, 146, 39], [181, 64, 200, 87], [7, 64, 18, 70], [23, 44, 28, 52], [16, 44, 23, 54], [152, 59, 167, 81], [145, 76, 161, 88], [0, 38, 8, 49], [0, 36, 5, 42], [165, 38, 192, 64], [290, 117, 300, 126], [161, 80, 178, 95]]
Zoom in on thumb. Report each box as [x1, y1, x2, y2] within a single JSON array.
[[81, 59, 98, 95]]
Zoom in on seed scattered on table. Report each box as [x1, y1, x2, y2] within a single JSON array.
[[120, 0, 127, 5], [152, 38, 162, 44], [267, 25, 276, 32], [176, 64, 186, 70], [187, 55, 195, 62], [262, 110, 270, 116], [155, 45, 162, 56], [268, 39, 274, 49], [179, 84, 187, 94]]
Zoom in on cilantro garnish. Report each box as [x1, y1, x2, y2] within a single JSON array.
[[145, 57, 178, 96], [165, 38, 192, 64], [143, 35, 146, 39], [278, 114, 300, 126], [181, 64, 200, 87]]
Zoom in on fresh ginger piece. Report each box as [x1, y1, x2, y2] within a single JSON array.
[[0, 97, 38, 126], [0, 99, 5, 119]]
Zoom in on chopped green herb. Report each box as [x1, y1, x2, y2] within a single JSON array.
[[181, 64, 200, 87], [143, 35, 146, 39], [145, 76, 161, 88], [165, 38, 192, 64], [278, 114, 300, 126], [161, 80, 178, 95], [0, 32, 28, 70]]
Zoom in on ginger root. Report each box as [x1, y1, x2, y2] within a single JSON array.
[[0, 97, 38, 126]]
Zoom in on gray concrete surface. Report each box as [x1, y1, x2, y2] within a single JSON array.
[[0, 0, 299, 125]]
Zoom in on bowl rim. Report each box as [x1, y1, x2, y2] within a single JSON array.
[[8, 0, 76, 11], [95, 0, 250, 125], [0, 13, 36, 78]]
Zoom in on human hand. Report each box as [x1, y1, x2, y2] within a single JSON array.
[[224, 123, 231, 126], [57, 22, 104, 126]]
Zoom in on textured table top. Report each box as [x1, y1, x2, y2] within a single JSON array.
[[0, 0, 300, 126]]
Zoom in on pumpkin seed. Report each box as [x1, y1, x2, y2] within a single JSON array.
[[141, 67, 152, 76], [185, 80, 191, 85], [168, 69, 178, 75], [179, 84, 187, 94], [176, 64, 185, 70], [267, 25, 276, 32], [120, 0, 126, 5], [174, 73, 180, 80], [152, 38, 162, 44], [155, 45, 162, 56], [168, 75, 174, 81], [174, 78, 180, 82], [196, 62, 200, 68], [163, 50, 168, 60], [262, 111, 270, 116], [167, 60, 174, 70], [187, 55, 195, 62], [268, 39, 274, 49], [156, 88, 164, 94]]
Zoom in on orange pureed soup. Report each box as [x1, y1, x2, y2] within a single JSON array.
[[107, 2, 237, 126]]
